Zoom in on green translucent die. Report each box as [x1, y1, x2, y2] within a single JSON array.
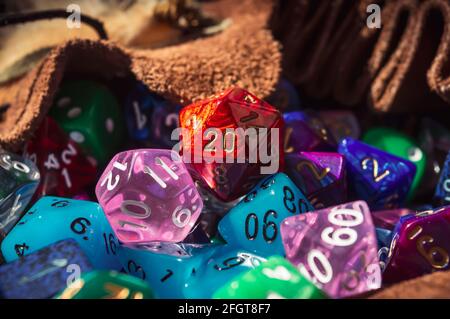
[[213, 256, 327, 299], [56, 270, 154, 299], [49, 80, 124, 165], [363, 127, 425, 199]]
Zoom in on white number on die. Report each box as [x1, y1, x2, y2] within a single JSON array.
[[172, 206, 191, 228], [101, 161, 128, 191], [321, 227, 358, 247], [299, 249, 333, 286], [121, 200, 151, 219]]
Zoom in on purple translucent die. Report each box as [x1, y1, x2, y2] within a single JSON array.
[[338, 138, 416, 210], [283, 111, 337, 155], [95, 149, 203, 244], [281, 200, 381, 298], [371, 208, 414, 231], [383, 207, 450, 284], [286, 152, 346, 209]]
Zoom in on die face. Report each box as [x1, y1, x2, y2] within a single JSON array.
[[434, 151, 450, 207], [49, 80, 125, 165], [179, 87, 284, 202], [383, 207, 450, 284], [363, 127, 426, 198], [125, 83, 181, 148], [58, 270, 154, 299], [371, 208, 414, 231], [0, 150, 40, 237], [24, 117, 97, 199], [184, 245, 267, 298], [0, 196, 120, 270], [318, 111, 360, 142], [338, 138, 416, 210], [286, 152, 347, 209], [117, 242, 211, 298], [283, 111, 337, 155], [218, 173, 313, 256], [266, 78, 301, 112], [281, 201, 381, 298], [96, 149, 203, 244], [0, 239, 92, 299], [213, 256, 327, 299]]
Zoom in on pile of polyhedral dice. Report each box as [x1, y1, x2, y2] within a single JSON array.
[[0, 77, 449, 299]]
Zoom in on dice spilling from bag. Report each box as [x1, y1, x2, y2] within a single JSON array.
[[1, 78, 450, 299]]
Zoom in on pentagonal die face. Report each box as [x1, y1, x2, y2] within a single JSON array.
[[96, 149, 203, 244], [179, 87, 284, 202]]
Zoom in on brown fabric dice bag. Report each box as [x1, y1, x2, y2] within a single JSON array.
[[270, 0, 450, 113], [0, 0, 281, 151]]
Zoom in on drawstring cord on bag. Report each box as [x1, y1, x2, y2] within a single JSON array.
[[0, 9, 108, 39], [0, 9, 108, 116]]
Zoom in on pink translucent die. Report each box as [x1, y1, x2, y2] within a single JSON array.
[[95, 149, 203, 244], [281, 201, 381, 298]]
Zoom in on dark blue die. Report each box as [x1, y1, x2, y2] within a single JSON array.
[[0, 239, 92, 299], [125, 82, 181, 147], [338, 138, 416, 210]]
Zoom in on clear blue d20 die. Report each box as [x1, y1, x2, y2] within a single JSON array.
[[0, 238, 93, 299], [218, 173, 313, 257], [434, 151, 450, 207], [125, 82, 181, 147], [338, 138, 416, 210], [0, 150, 40, 237], [1, 196, 121, 270], [117, 242, 213, 298], [183, 244, 267, 299]]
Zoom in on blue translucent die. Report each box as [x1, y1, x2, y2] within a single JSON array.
[[218, 173, 313, 257], [117, 242, 213, 298], [434, 151, 450, 207], [184, 245, 267, 298], [125, 82, 181, 147], [0, 239, 93, 299], [375, 227, 393, 272], [338, 138, 416, 210], [1, 196, 121, 270]]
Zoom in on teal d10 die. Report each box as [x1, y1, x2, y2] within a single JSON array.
[[0, 196, 121, 270], [183, 245, 267, 299], [117, 242, 214, 299], [49, 80, 125, 165], [218, 173, 313, 257]]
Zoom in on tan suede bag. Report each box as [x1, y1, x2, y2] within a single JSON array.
[[0, 0, 281, 151]]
